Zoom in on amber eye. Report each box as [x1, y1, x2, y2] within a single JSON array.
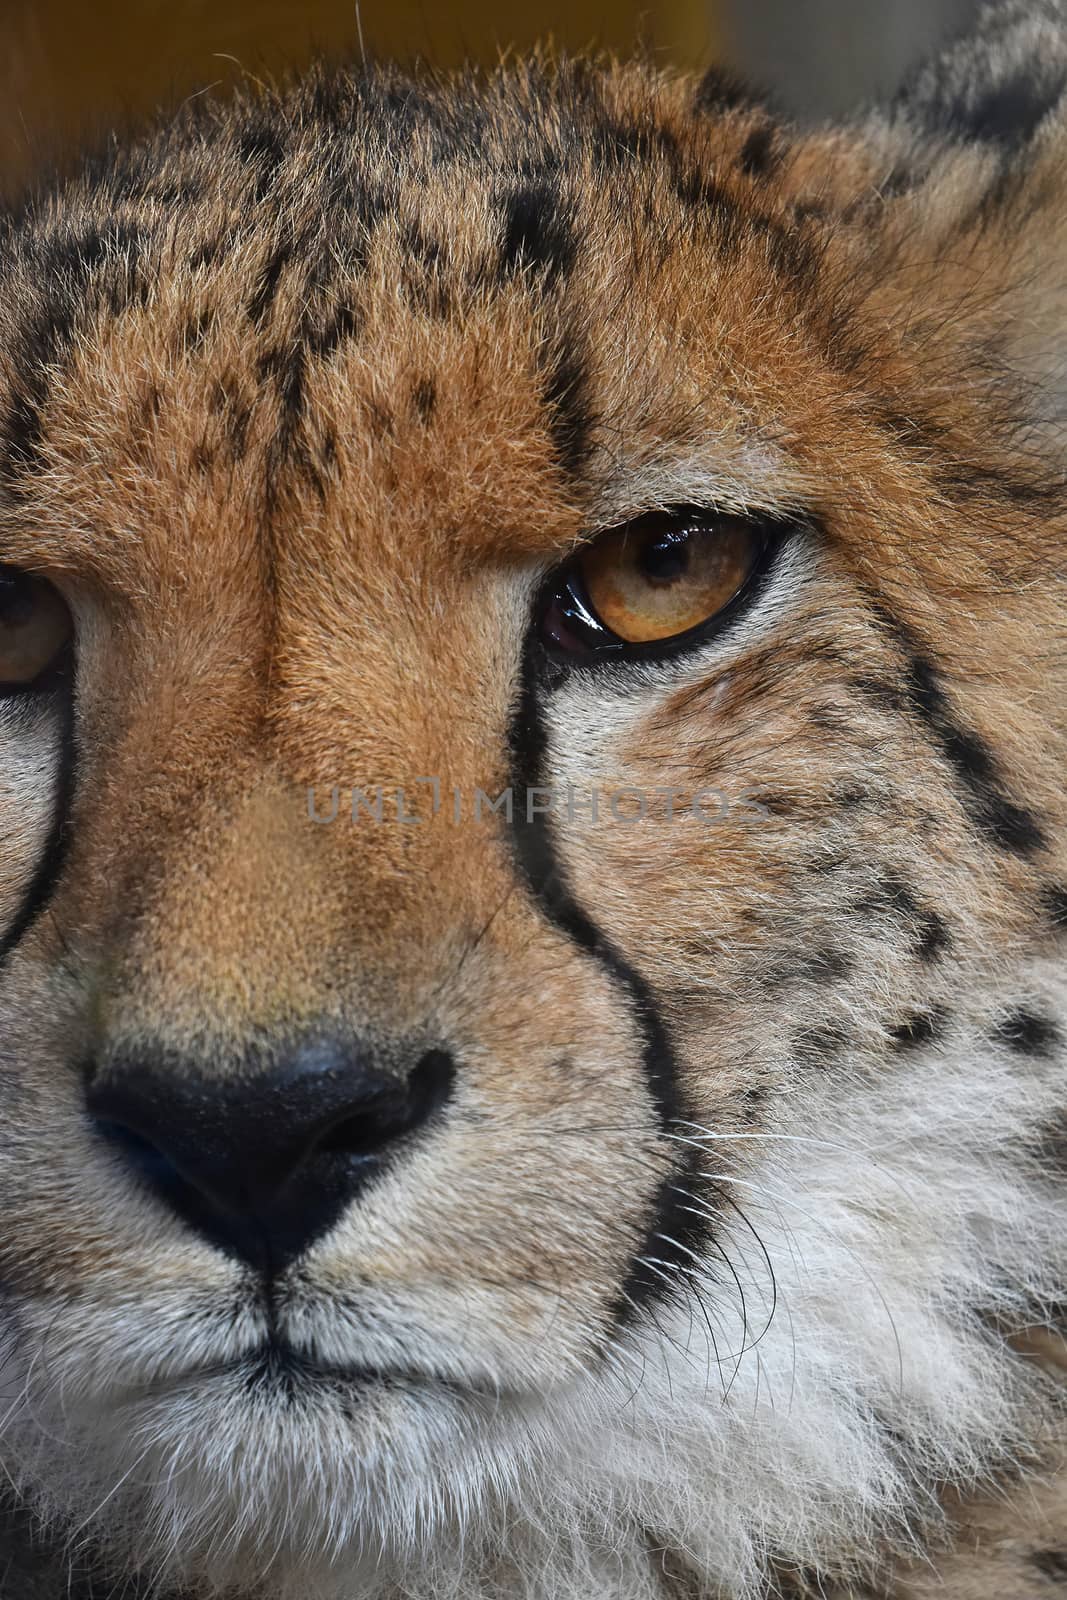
[[0, 566, 73, 692], [540, 510, 772, 661]]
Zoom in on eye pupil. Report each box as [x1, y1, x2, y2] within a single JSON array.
[[0, 566, 73, 693], [639, 533, 690, 585], [0, 573, 36, 628]]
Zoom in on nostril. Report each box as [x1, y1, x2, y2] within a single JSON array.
[[315, 1048, 455, 1157], [402, 1045, 457, 1133]]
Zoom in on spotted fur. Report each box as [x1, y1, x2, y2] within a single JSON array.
[[0, 4, 1065, 1597]]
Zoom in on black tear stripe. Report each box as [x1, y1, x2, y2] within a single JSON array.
[[507, 632, 707, 1332], [0, 668, 77, 973]]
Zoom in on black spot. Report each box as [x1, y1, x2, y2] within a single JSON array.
[[181, 307, 213, 354], [675, 170, 819, 286], [760, 217, 818, 282], [366, 399, 394, 438], [308, 300, 359, 361], [855, 876, 951, 964], [833, 783, 871, 809], [1041, 885, 1067, 933], [993, 1008, 1062, 1059], [673, 170, 745, 238], [938, 720, 996, 782], [694, 65, 763, 115], [950, 71, 1067, 147], [399, 223, 452, 319], [236, 121, 287, 199], [809, 703, 849, 731], [901, 652, 1047, 857], [413, 274, 455, 321], [2, 219, 145, 482], [148, 176, 205, 207], [848, 675, 905, 712], [590, 118, 679, 169], [738, 123, 782, 180], [189, 233, 226, 271], [879, 164, 921, 199], [792, 1024, 850, 1066], [916, 909, 951, 963], [401, 222, 443, 271], [336, 181, 391, 275], [500, 182, 576, 287], [740, 1084, 769, 1122], [889, 1008, 947, 1049], [247, 241, 294, 325], [807, 853, 847, 876], [792, 199, 828, 224], [673, 168, 818, 284], [411, 377, 437, 423], [540, 330, 592, 477], [799, 948, 853, 982], [1031, 1548, 1067, 1583]]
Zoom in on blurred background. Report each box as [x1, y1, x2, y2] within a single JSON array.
[[0, 0, 980, 198]]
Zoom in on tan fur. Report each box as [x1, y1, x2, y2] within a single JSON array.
[[0, 8, 1065, 1598]]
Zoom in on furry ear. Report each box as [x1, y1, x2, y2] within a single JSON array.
[[861, 2, 1067, 450], [892, 0, 1067, 148]]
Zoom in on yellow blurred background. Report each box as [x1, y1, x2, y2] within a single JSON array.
[[0, 0, 975, 199], [0, 0, 717, 197]]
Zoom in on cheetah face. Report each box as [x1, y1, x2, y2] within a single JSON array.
[[0, 34, 1065, 1600]]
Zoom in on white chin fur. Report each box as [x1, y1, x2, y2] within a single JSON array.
[[3, 1014, 1066, 1600]]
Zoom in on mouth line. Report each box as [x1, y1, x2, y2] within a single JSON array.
[[115, 1338, 472, 1405], [245, 1337, 424, 1389]]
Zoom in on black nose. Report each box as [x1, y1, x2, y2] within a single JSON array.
[[86, 1037, 455, 1273]]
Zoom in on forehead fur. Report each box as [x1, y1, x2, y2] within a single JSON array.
[[0, 53, 1060, 597], [0, 51, 1061, 990]]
